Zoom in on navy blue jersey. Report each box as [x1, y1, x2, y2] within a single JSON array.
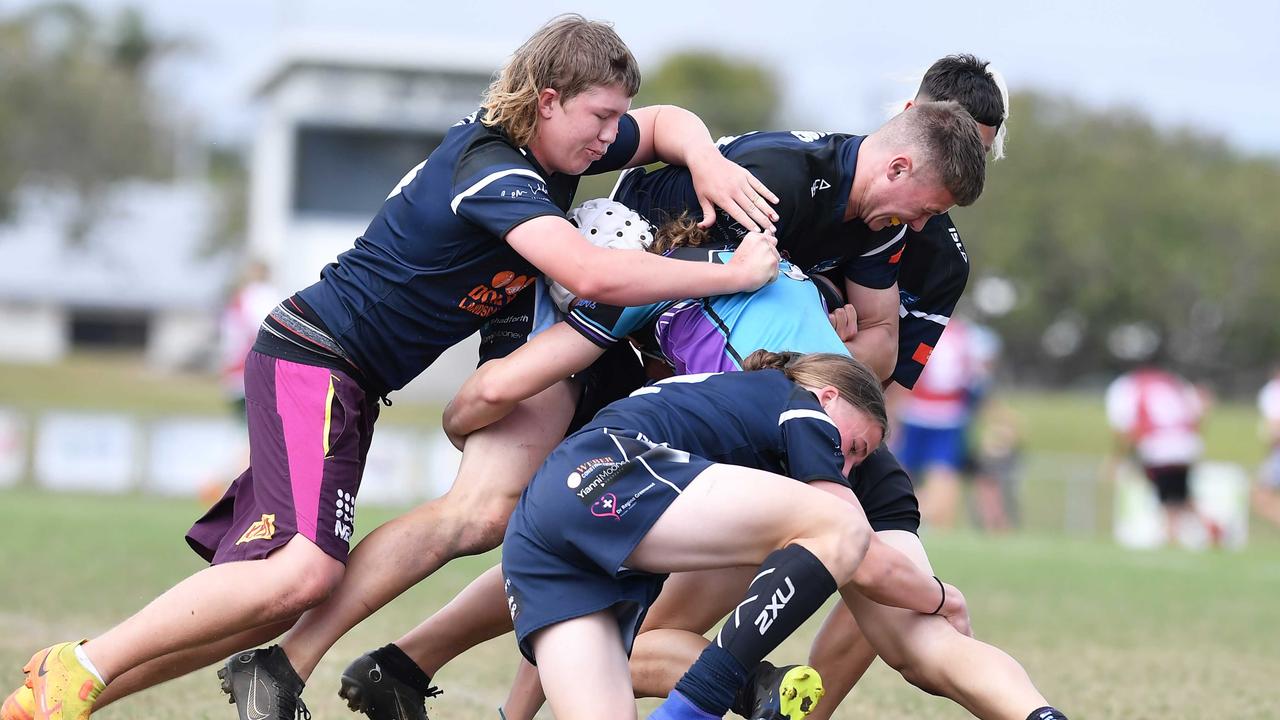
[[614, 131, 903, 290], [296, 110, 640, 395], [582, 369, 848, 487], [891, 213, 970, 388]]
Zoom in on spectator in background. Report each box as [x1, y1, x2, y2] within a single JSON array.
[[893, 315, 987, 529], [1104, 365, 1220, 547], [1253, 369, 1280, 529], [965, 323, 1022, 532], [218, 259, 280, 417]]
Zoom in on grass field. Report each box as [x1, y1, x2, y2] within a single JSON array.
[[2, 488, 1278, 719]]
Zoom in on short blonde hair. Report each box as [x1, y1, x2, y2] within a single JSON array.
[[481, 14, 641, 147]]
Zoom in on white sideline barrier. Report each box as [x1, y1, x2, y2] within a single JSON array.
[[13, 406, 460, 507], [1113, 460, 1249, 550], [145, 417, 246, 496], [359, 427, 424, 506], [0, 409, 26, 488], [34, 412, 139, 493]]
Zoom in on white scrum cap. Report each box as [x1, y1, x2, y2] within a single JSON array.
[[548, 199, 654, 313]]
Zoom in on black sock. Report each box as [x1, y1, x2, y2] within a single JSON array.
[[1027, 706, 1069, 720], [716, 544, 838, 669], [370, 644, 436, 695]]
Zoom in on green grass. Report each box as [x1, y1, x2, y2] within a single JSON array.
[[1, 488, 1278, 719]]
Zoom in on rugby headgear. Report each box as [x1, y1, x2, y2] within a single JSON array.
[[549, 199, 654, 313]]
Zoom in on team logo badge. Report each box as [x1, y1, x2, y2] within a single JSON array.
[[235, 514, 277, 545]]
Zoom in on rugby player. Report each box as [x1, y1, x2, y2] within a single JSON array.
[[0, 14, 782, 720]]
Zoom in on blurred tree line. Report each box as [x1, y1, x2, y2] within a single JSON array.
[[955, 93, 1280, 392], [0, 2, 245, 249]]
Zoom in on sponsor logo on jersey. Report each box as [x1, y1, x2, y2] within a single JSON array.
[[236, 514, 277, 545], [805, 258, 842, 274], [499, 182, 548, 200], [459, 271, 537, 318], [912, 342, 934, 366], [810, 178, 831, 197], [791, 130, 827, 143], [948, 227, 968, 263]]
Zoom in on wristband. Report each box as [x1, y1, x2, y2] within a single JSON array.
[[930, 575, 946, 615]]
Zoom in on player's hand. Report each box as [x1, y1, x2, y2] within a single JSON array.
[[938, 582, 972, 637], [829, 303, 859, 343], [726, 231, 780, 293], [687, 147, 779, 233]]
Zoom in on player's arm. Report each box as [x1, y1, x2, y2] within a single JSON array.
[[848, 535, 971, 635], [842, 278, 901, 382], [809, 475, 970, 632], [626, 105, 779, 232], [443, 323, 604, 446], [507, 218, 778, 306]]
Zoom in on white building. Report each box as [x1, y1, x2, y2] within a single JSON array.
[[246, 36, 504, 400], [0, 182, 228, 368]]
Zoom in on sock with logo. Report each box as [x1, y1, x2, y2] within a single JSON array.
[[717, 544, 838, 669], [1026, 707, 1069, 720], [670, 544, 838, 716], [369, 644, 436, 697]]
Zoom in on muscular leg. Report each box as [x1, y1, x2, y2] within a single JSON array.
[[630, 567, 751, 698], [83, 534, 343, 682], [532, 612, 638, 720], [498, 567, 749, 720], [818, 530, 1049, 720], [396, 564, 513, 676], [278, 380, 576, 680], [803, 602, 876, 720], [95, 619, 295, 708]]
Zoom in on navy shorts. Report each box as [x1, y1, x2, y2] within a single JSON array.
[[186, 351, 378, 565], [851, 446, 921, 534], [503, 428, 715, 664]]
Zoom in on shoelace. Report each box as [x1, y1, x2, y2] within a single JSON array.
[[295, 697, 311, 720]]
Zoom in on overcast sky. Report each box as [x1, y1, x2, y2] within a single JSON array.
[[10, 0, 1280, 155]]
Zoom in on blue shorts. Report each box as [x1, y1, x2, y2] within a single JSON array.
[[503, 428, 716, 664], [894, 423, 967, 476]]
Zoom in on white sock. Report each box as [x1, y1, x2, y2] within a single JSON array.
[[73, 644, 106, 685]]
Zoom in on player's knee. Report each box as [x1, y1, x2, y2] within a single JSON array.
[[807, 508, 872, 585], [264, 543, 344, 617], [879, 636, 947, 695]]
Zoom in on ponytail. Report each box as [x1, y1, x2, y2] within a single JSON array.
[[743, 350, 887, 437]]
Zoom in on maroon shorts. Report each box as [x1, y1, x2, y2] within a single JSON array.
[[186, 351, 379, 565]]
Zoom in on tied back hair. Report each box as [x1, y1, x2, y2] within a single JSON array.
[[647, 212, 708, 255], [741, 350, 888, 438]]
